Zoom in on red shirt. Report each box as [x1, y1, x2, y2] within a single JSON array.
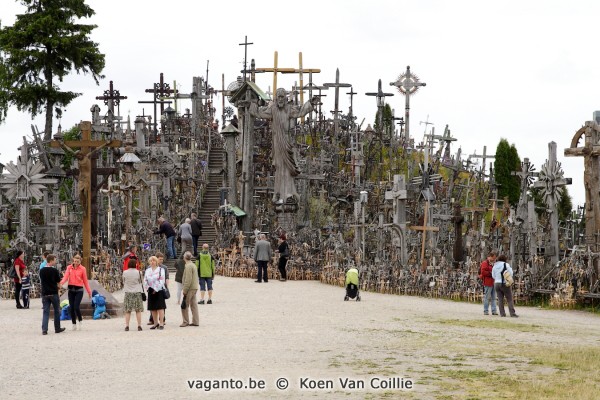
[[479, 259, 495, 287], [123, 254, 140, 271], [13, 258, 26, 283]]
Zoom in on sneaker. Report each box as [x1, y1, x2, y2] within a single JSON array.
[[492, 312, 498, 315], [56, 328, 66, 334], [484, 311, 489, 315], [77, 321, 82, 331], [510, 314, 519, 318], [198, 300, 205, 305], [71, 324, 77, 331], [207, 299, 212, 304], [42, 331, 48, 335]]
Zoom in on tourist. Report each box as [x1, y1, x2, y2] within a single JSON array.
[[174, 253, 185, 305], [154, 217, 177, 259], [13, 250, 26, 309], [144, 255, 166, 330], [277, 234, 290, 282], [479, 251, 497, 315], [179, 218, 193, 256], [148, 252, 170, 325], [492, 254, 518, 318], [180, 251, 199, 327], [122, 244, 140, 271], [196, 243, 215, 304], [39, 251, 50, 270], [20, 269, 31, 309], [39, 254, 66, 335], [253, 233, 272, 283], [91, 289, 109, 320], [59, 254, 92, 330], [122, 258, 144, 331], [190, 212, 203, 257]]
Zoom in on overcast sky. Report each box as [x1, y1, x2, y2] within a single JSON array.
[[1, 0, 597, 208]]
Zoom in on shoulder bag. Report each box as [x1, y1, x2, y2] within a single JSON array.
[[138, 270, 147, 301], [502, 263, 514, 287]]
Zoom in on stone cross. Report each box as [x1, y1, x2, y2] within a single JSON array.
[[51, 121, 122, 278], [535, 141, 572, 264], [390, 66, 426, 143]]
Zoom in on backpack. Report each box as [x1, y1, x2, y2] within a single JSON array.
[[501, 263, 514, 287], [95, 294, 106, 307]]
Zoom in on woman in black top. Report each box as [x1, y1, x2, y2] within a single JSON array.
[[278, 235, 289, 281]]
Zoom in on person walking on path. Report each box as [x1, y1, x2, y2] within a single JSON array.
[[122, 258, 144, 331], [492, 254, 519, 318], [154, 217, 177, 259], [59, 254, 92, 331], [253, 234, 272, 283], [180, 252, 199, 327], [13, 250, 27, 309], [277, 235, 290, 282], [479, 251, 498, 315], [196, 244, 215, 304], [179, 218, 193, 256], [190, 213, 203, 257], [39, 254, 66, 335]]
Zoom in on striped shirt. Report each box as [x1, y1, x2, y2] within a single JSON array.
[[21, 276, 31, 290]]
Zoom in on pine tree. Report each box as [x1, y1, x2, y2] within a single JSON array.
[[0, 0, 105, 140], [494, 138, 521, 206]]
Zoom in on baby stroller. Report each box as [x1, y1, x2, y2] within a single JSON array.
[[344, 268, 361, 301]]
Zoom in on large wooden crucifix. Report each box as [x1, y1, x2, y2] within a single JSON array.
[[51, 121, 122, 278], [565, 121, 600, 256], [408, 201, 439, 271]]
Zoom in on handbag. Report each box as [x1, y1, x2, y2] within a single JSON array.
[[502, 263, 514, 287], [181, 296, 187, 309], [160, 268, 171, 299], [138, 270, 147, 301], [8, 264, 18, 279]]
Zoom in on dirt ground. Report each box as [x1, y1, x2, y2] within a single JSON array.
[[1, 276, 599, 400]]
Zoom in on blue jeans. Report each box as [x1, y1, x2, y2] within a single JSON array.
[[166, 235, 177, 259], [42, 294, 61, 333], [483, 285, 496, 313]]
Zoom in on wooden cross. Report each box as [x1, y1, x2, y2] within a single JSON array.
[[51, 121, 122, 278], [256, 51, 297, 97], [239, 35, 254, 81], [468, 145, 495, 178], [281, 52, 321, 122], [324, 68, 352, 141], [407, 201, 439, 271], [95, 80, 127, 116]]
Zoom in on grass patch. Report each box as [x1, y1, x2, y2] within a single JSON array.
[[434, 318, 542, 332]]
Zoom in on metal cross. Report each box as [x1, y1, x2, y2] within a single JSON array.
[[390, 66, 426, 143], [324, 68, 352, 141], [239, 35, 254, 82], [95, 81, 127, 116]]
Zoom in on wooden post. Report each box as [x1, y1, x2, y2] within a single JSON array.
[[408, 201, 439, 271]]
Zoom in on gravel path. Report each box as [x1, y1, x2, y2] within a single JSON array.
[[1, 276, 599, 399]]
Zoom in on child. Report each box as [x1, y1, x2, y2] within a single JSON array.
[[59, 299, 70, 321], [21, 270, 31, 309], [91, 289, 110, 319]]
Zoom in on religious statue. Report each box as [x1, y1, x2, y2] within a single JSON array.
[[250, 88, 318, 203]]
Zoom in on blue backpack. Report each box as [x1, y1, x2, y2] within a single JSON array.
[[95, 295, 106, 307]]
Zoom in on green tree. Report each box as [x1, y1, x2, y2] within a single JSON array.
[[494, 138, 521, 206], [557, 186, 573, 223], [0, 0, 105, 140]]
